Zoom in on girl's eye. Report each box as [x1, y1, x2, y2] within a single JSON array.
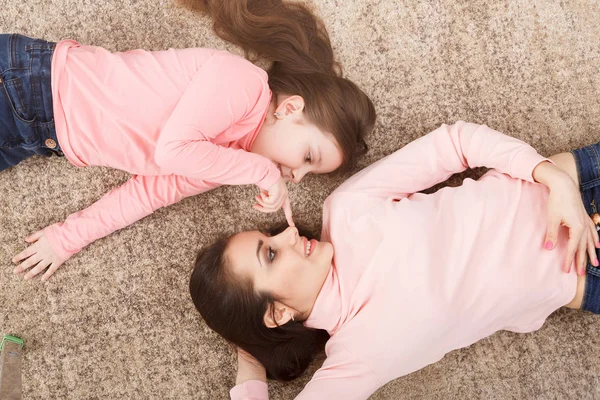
[[268, 246, 276, 262], [305, 152, 312, 163]]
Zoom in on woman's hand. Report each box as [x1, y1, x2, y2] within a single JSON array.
[[236, 347, 267, 385], [12, 230, 68, 281], [533, 161, 600, 275], [254, 178, 295, 227]]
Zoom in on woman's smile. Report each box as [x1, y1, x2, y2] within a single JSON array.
[[303, 237, 317, 257]]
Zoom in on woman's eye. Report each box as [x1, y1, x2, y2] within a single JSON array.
[[305, 152, 312, 163], [268, 246, 276, 262]]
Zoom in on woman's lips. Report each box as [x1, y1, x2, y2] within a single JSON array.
[[309, 239, 317, 256]]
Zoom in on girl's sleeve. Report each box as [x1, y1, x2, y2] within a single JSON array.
[[335, 121, 548, 200], [154, 52, 280, 191], [42, 174, 219, 260], [229, 344, 381, 400]]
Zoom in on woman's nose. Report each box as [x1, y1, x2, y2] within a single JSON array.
[[283, 226, 299, 244]]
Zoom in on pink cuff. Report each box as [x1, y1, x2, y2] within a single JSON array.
[[43, 224, 79, 261], [230, 380, 268, 400], [511, 148, 551, 183], [256, 165, 281, 191]]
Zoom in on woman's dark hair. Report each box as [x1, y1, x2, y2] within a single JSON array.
[[177, 0, 376, 171], [189, 225, 329, 381]]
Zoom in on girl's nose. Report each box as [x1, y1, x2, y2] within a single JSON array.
[[291, 168, 307, 183]]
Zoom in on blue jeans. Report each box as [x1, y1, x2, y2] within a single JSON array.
[[0, 34, 62, 171], [572, 142, 600, 314]]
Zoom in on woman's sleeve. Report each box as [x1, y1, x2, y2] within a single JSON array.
[[42, 174, 219, 260], [229, 343, 381, 400], [154, 52, 280, 190], [335, 121, 548, 200], [230, 380, 269, 400]]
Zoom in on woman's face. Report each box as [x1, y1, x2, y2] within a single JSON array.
[[226, 227, 333, 318]]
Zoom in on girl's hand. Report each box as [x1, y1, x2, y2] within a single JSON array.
[[12, 230, 68, 282], [254, 178, 295, 227], [236, 347, 266, 385], [533, 161, 600, 274]]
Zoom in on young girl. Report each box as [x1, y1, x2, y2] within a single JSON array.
[[190, 122, 600, 399], [3, 0, 376, 281]]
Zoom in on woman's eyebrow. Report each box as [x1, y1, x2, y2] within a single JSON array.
[[256, 239, 264, 268]]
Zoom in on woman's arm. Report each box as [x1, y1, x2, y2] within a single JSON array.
[[230, 344, 381, 400], [326, 122, 598, 275], [230, 348, 268, 400], [334, 121, 547, 199], [532, 159, 600, 274], [12, 174, 219, 280]]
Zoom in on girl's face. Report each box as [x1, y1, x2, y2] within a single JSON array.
[[252, 96, 343, 183], [226, 227, 333, 322]]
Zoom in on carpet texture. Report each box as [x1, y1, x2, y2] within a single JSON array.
[[1, 1, 600, 399]]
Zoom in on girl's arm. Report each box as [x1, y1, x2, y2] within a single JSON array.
[[334, 121, 548, 199], [12, 174, 218, 280], [154, 51, 279, 191]]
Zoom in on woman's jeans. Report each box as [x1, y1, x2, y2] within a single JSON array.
[[572, 141, 600, 313], [0, 34, 62, 171]]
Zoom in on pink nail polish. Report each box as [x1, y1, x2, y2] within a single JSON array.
[[545, 241, 553, 250], [595, 260, 600, 267], [597, 241, 600, 248]]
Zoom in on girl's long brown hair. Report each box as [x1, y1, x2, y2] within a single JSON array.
[[178, 0, 376, 171]]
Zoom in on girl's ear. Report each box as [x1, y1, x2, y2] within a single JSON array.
[[275, 95, 305, 117], [263, 301, 295, 328]]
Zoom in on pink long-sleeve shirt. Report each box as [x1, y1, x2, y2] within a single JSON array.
[[46, 40, 279, 259], [231, 122, 576, 400]]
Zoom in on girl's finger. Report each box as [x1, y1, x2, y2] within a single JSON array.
[[25, 259, 51, 280], [255, 195, 267, 208], [14, 253, 42, 274], [25, 230, 43, 243], [282, 197, 294, 227], [255, 198, 279, 210], [42, 262, 60, 282], [12, 245, 37, 264], [252, 204, 277, 213]]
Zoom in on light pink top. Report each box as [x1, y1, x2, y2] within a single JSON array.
[[231, 122, 576, 400], [47, 40, 279, 259]]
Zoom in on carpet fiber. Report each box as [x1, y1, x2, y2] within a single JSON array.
[[1, 1, 600, 399]]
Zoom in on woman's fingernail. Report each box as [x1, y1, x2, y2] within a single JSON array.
[[545, 241, 553, 250], [596, 241, 600, 248], [594, 259, 600, 267]]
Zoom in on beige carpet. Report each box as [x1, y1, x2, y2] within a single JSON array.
[[1, 0, 600, 399]]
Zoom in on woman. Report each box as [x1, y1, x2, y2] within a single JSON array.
[[190, 121, 600, 399]]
